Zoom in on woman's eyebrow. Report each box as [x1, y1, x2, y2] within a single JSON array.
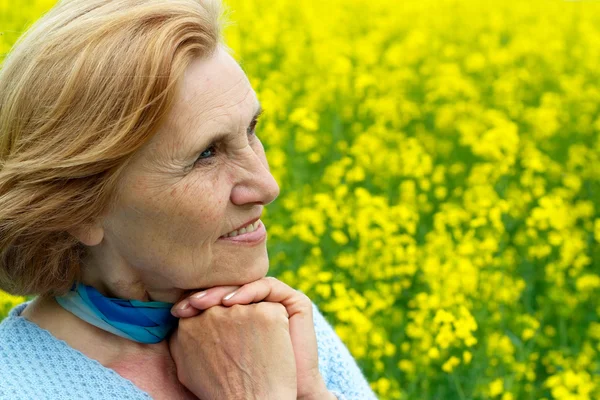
[[183, 101, 264, 158]]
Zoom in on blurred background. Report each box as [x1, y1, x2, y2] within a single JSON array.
[[2, 0, 600, 399]]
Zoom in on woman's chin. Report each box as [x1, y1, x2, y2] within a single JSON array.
[[194, 261, 270, 290], [237, 261, 270, 285]]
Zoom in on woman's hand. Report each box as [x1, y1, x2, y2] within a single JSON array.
[[171, 277, 333, 400], [169, 301, 298, 400]]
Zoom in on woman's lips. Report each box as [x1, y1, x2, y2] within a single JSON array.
[[218, 219, 267, 244]]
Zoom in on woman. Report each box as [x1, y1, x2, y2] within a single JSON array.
[[0, 0, 378, 399]]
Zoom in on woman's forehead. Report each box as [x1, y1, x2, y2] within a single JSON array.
[[151, 49, 259, 160]]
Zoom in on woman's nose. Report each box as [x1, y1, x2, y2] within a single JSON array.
[[230, 151, 280, 206]]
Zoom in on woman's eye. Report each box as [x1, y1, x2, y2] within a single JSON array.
[[200, 146, 215, 158], [248, 118, 259, 135], [194, 144, 217, 165], [194, 118, 260, 168]]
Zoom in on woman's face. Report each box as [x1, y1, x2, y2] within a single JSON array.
[[81, 45, 280, 302]]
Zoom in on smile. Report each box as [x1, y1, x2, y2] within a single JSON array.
[[221, 219, 261, 238]]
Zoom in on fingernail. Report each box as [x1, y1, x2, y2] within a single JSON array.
[[223, 291, 237, 301], [176, 301, 190, 311], [191, 291, 207, 300]]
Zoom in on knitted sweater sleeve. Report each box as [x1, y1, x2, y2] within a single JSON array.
[[311, 301, 379, 400]]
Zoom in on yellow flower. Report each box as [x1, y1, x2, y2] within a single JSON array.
[[489, 378, 504, 397], [331, 230, 349, 245], [463, 351, 473, 364], [441, 356, 461, 373], [428, 347, 440, 360]]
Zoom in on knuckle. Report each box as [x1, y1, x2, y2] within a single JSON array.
[[257, 302, 288, 323], [293, 291, 314, 311], [264, 276, 278, 283], [297, 291, 312, 304], [203, 304, 227, 319], [226, 303, 249, 320], [229, 303, 245, 314]]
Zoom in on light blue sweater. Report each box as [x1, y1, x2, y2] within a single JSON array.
[[0, 300, 378, 400]]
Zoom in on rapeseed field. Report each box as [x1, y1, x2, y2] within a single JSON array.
[[2, 0, 600, 399]]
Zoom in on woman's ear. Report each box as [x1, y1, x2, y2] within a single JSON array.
[[68, 224, 104, 247]]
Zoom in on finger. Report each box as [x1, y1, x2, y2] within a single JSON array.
[[172, 285, 242, 317], [171, 289, 203, 317], [171, 301, 202, 318], [221, 277, 313, 320], [172, 286, 240, 312], [186, 285, 242, 310]]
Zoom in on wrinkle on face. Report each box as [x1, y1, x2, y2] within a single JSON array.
[[168, 78, 255, 163], [80, 45, 277, 303]]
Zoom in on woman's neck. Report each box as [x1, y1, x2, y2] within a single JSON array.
[[21, 295, 198, 399], [20, 295, 172, 366]]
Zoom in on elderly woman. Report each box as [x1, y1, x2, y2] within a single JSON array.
[[0, 0, 378, 399]]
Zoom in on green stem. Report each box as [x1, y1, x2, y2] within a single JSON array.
[[451, 372, 467, 400]]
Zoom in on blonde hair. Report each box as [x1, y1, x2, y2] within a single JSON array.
[[0, 0, 227, 296]]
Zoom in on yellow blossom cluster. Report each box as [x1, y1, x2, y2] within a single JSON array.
[[0, 291, 26, 319], [2, 0, 600, 399]]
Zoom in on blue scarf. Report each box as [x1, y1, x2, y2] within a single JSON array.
[[54, 282, 178, 344]]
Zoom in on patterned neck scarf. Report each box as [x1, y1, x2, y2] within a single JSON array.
[[54, 282, 178, 344]]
